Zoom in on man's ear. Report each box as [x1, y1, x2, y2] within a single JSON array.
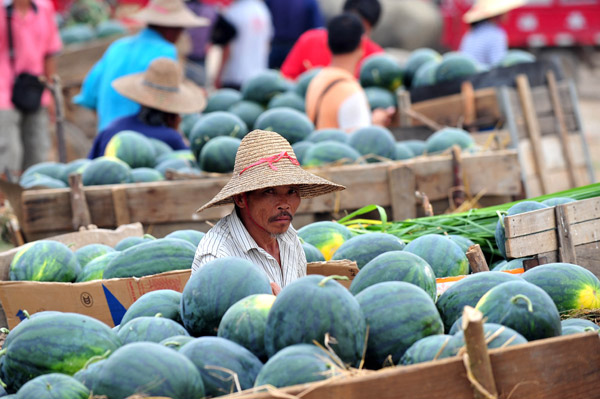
[[233, 194, 246, 208]]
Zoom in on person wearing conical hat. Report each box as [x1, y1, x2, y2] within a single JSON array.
[[459, 0, 526, 67], [74, 0, 209, 132], [191, 129, 345, 295], [87, 57, 205, 159]]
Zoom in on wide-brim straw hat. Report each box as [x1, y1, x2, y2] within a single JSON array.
[[463, 0, 526, 23], [196, 130, 346, 213], [132, 0, 209, 28], [112, 57, 206, 114]]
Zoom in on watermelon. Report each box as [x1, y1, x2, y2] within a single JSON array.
[[349, 251, 437, 300], [81, 156, 132, 186], [541, 197, 576, 206], [254, 107, 315, 144], [179, 336, 263, 397], [294, 68, 322, 97], [156, 149, 196, 164], [95, 19, 127, 38], [16, 373, 89, 399], [302, 140, 362, 167], [264, 275, 366, 366], [364, 86, 397, 110], [74, 243, 114, 268], [165, 230, 205, 247], [199, 136, 241, 173], [268, 91, 305, 112], [445, 323, 528, 354], [475, 280, 562, 341], [403, 48, 442, 88], [60, 24, 95, 44], [227, 100, 265, 130], [561, 318, 599, 332], [72, 358, 106, 390], [117, 316, 189, 345], [241, 69, 290, 105], [90, 342, 205, 399], [411, 59, 440, 88], [436, 271, 522, 332], [1, 312, 121, 392], [435, 52, 479, 84], [120, 289, 183, 327], [103, 238, 196, 279], [402, 139, 426, 156], [297, 221, 354, 261], [76, 251, 120, 282], [20, 174, 67, 189], [446, 235, 475, 253], [359, 54, 403, 91], [10, 240, 80, 282], [400, 334, 453, 365], [491, 257, 531, 271], [404, 234, 469, 278], [114, 236, 151, 251], [189, 111, 248, 160], [204, 88, 243, 113], [154, 158, 195, 176], [331, 232, 405, 269], [130, 167, 164, 182], [180, 113, 202, 139], [521, 263, 600, 313], [306, 128, 349, 144], [217, 294, 276, 360], [495, 201, 549, 258], [348, 126, 397, 162], [104, 130, 156, 168], [60, 158, 92, 183], [159, 335, 195, 351], [291, 140, 314, 165], [302, 242, 325, 262], [498, 50, 536, 67], [254, 344, 339, 388], [356, 281, 444, 369], [21, 161, 66, 183], [425, 127, 475, 154], [180, 257, 272, 336], [394, 142, 415, 160], [561, 325, 598, 335]]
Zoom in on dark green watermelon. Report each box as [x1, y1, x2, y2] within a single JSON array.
[[241, 69, 290, 105], [402, 140, 426, 156], [403, 48, 442, 88], [60, 158, 92, 183], [404, 234, 469, 278], [264, 275, 366, 367], [348, 126, 397, 162], [199, 136, 241, 173], [21, 161, 67, 183], [119, 289, 183, 327], [268, 91, 305, 112], [90, 342, 205, 399], [76, 251, 120, 282], [227, 100, 265, 130], [130, 167, 164, 182], [495, 201, 549, 258], [400, 334, 453, 365], [435, 52, 479, 84], [411, 59, 440, 88], [154, 158, 195, 176], [302, 242, 325, 262], [425, 127, 475, 154], [445, 323, 528, 353], [10, 240, 81, 282], [491, 257, 532, 271], [306, 128, 349, 144], [179, 336, 263, 397], [16, 373, 89, 399], [294, 68, 322, 97], [331, 232, 405, 269], [498, 50, 536, 67], [359, 54, 403, 91], [113, 236, 151, 251], [180, 113, 202, 140], [20, 174, 68, 189], [81, 156, 132, 186], [349, 250, 437, 300], [254, 107, 314, 144], [59, 24, 95, 44], [74, 244, 114, 268], [355, 281, 444, 369], [561, 318, 599, 331], [72, 357, 106, 390], [364, 86, 397, 110], [156, 149, 196, 164], [217, 294, 276, 360], [159, 335, 195, 351], [180, 257, 272, 336], [204, 88, 242, 113], [302, 140, 362, 167], [446, 235, 475, 253], [297, 221, 354, 261], [165, 230, 205, 247], [117, 316, 189, 344], [104, 130, 156, 168], [541, 197, 576, 206], [394, 142, 415, 160], [189, 111, 248, 160], [291, 140, 314, 165]]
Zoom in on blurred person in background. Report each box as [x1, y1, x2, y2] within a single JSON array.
[[184, 0, 219, 86], [74, 0, 208, 131], [459, 0, 526, 67], [265, 0, 324, 69], [0, 0, 62, 174], [305, 13, 394, 132], [213, 0, 272, 90], [280, 0, 383, 80]]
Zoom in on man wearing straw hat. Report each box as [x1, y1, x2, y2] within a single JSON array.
[[87, 57, 205, 158], [459, 0, 526, 67], [74, 0, 208, 131], [191, 129, 345, 295]]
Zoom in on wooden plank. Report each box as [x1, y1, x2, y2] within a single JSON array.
[[397, 90, 412, 128], [387, 165, 417, 220], [574, 241, 600, 278], [461, 81, 476, 129], [568, 81, 597, 183], [68, 174, 91, 230], [555, 204, 577, 264], [111, 187, 131, 226]]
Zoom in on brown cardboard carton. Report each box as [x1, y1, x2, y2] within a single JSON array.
[[307, 260, 359, 288]]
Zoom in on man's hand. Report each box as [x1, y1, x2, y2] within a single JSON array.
[[270, 282, 281, 296], [372, 106, 396, 127]]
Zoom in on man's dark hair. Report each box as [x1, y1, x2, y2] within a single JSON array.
[[138, 106, 177, 127], [327, 13, 364, 55], [343, 0, 382, 28]]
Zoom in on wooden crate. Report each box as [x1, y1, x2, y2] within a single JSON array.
[[2, 150, 521, 242], [504, 197, 600, 276]]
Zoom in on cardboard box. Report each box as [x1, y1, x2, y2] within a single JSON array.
[[307, 260, 359, 288]]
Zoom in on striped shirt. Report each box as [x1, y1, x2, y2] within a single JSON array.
[[459, 22, 508, 67], [191, 210, 307, 288]]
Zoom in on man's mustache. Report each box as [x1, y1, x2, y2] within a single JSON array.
[[269, 211, 293, 222]]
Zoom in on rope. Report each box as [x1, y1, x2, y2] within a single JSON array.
[[239, 151, 299, 175]]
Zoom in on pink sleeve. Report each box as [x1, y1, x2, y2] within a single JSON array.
[[44, 3, 62, 55]]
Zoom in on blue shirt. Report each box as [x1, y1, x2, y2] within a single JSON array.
[[265, 0, 323, 44], [74, 28, 177, 131], [459, 22, 508, 67], [88, 114, 188, 159]]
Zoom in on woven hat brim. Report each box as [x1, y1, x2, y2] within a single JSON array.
[[132, 7, 209, 28], [463, 0, 526, 23], [112, 73, 206, 114], [195, 166, 345, 213]]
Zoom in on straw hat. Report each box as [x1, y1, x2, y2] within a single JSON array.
[[196, 130, 346, 213], [132, 0, 209, 28], [463, 0, 526, 23], [112, 58, 206, 114]]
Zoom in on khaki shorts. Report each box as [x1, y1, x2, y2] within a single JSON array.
[[0, 107, 50, 174]]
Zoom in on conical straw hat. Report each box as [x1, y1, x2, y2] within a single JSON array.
[[196, 130, 345, 213], [132, 0, 209, 28], [463, 0, 526, 23]]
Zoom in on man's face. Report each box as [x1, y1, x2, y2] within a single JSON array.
[[241, 185, 301, 235]]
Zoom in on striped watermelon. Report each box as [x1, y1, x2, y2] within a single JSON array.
[[348, 126, 397, 163], [400, 334, 453, 365], [165, 230, 205, 247], [130, 167, 164, 182], [10, 240, 81, 282], [291, 140, 314, 165], [16, 373, 89, 399], [199, 136, 241, 173], [189, 112, 248, 160], [359, 54, 403, 91], [302, 140, 362, 167], [302, 242, 325, 262], [119, 289, 183, 327], [404, 234, 469, 278], [74, 244, 114, 268], [331, 232, 406, 269], [117, 316, 189, 345], [254, 107, 315, 144], [160, 335, 195, 351], [241, 69, 290, 105], [104, 130, 156, 168], [204, 88, 242, 113], [297, 221, 354, 261], [76, 251, 120, 282], [495, 201, 549, 259], [268, 91, 305, 112], [81, 157, 132, 186], [306, 128, 349, 144], [227, 100, 265, 130]]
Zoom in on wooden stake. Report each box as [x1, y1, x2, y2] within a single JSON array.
[[402, 107, 443, 132], [397, 90, 412, 128], [462, 306, 498, 399], [461, 81, 476, 131], [451, 145, 465, 210], [555, 204, 577, 264], [68, 173, 91, 230], [111, 187, 131, 226], [466, 244, 490, 273]]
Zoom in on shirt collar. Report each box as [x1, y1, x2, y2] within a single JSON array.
[[4, 0, 38, 13], [228, 209, 297, 254]]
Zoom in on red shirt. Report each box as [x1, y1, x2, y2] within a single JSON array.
[[280, 28, 383, 80]]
